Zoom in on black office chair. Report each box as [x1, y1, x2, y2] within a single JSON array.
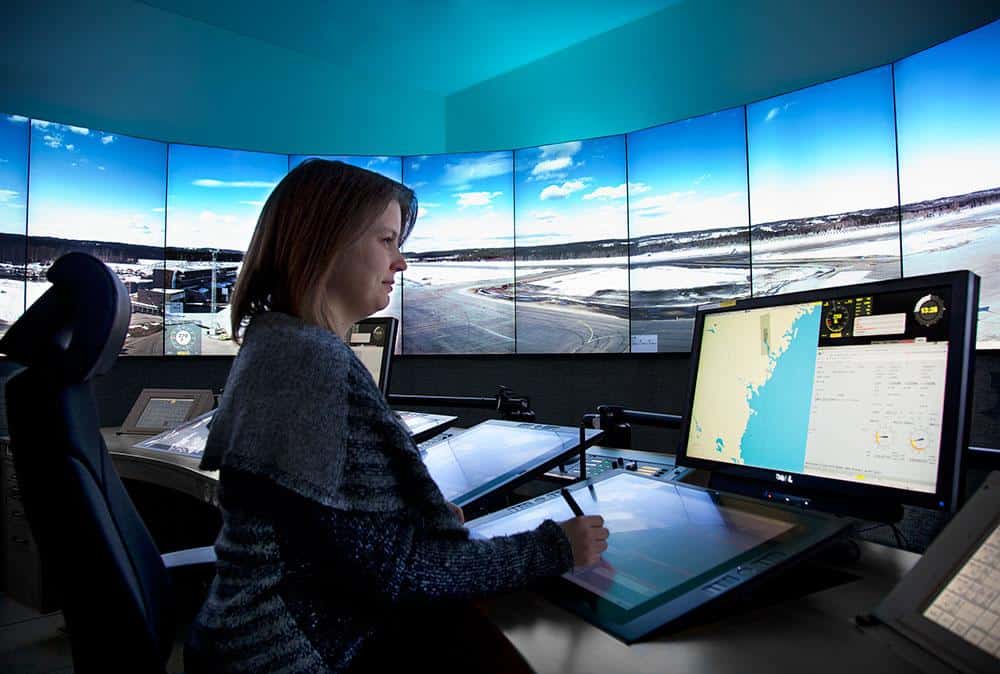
[[0, 252, 214, 673]]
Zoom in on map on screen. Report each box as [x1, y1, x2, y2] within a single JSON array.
[[689, 301, 822, 471]]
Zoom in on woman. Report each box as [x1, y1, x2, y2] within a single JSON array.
[[186, 159, 608, 673]]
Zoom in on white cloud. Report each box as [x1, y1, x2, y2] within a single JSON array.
[[239, 200, 265, 207], [367, 156, 389, 165], [0, 189, 19, 203], [631, 191, 696, 217], [539, 141, 582, 159], [529, 209, 560, 223], [441, 152, 511, 186], [42, 134, 62, 149], [97, 165, 106, 171], [31, 120, 51, 129], [764, 102, 794, 123], [7, 115, 28, 123], [101, 135, 115, 145], [67, 125, 90, 135], [540, 180, 586, 200], [583, 183, 644, 200], [456, 191, 502, 208], [531, 156, 572, 176], [65, 144, 75, 152], [193, 179, 277, 188], [199, 210, 238, 225], [152, 207, 165, 213], [417, 206, 430, 219], [409, 162, 421, 171]]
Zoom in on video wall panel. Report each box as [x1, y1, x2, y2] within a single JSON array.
[[26, 120, 168, 354], [0, 115, 28, 340], [747, 65, 901, 297], [514, 137, 630, 353], [896, 19, 1000, 349], [402, 151, 515, 354], [627, 107, 751, 353], [165, 144, 287, 355], [3, 18, 998, 355]]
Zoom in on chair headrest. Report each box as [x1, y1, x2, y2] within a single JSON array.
[[0, 252, 131, 383]]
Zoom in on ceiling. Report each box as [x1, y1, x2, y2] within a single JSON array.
[[137, 0, 683, 96]]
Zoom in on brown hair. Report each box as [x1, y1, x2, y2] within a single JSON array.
[[229, 159, 416, 341]]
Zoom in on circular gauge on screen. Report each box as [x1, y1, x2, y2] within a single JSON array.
[[825, 300, 852, 333], [174, 329, 192, 346], [914, 294, 946, 327]]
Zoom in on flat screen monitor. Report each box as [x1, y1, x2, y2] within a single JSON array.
[[120, 388, 215, 435], [468, 470, 851, 642], [420, 419, 602, 507], [679, 270, 979, 516], [348, 316, 397, 394]]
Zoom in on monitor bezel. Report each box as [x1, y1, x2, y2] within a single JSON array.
[[350, 316, 398, 394], [676, 270, 979, 514]]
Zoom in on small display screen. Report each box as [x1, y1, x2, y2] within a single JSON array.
[[922, 521, 1000, 659], [135, 397, 196, 430], [348, 320, 393, 392], [421, 419, 599, 505]]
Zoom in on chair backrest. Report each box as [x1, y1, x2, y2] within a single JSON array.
[[0, 252, 174, 673]]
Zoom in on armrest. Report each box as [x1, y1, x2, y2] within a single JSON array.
[[161, 545, 217, 569]]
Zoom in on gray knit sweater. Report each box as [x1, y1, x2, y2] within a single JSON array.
[[188, 312, 574, 673]]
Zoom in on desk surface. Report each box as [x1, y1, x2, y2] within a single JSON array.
[[100, 427, 939, 673], [482, 540, 928, 674]]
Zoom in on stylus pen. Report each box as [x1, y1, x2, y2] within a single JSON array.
[[561, 488, 585, 517]]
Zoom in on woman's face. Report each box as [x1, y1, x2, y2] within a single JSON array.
[[326, 200, 407, 329]]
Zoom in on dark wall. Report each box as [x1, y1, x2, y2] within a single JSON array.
[[64, 349, 1000, 455]]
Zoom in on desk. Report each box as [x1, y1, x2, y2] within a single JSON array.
[[481, 540, 924, 674], [101, 429, 218, 506]]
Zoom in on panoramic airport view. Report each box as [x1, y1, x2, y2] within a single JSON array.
[[0, 19, 996, 354]]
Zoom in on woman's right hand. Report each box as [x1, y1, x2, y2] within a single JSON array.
[[559, 515, 609, 567]]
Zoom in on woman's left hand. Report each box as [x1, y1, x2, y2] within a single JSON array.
[[446, 501, 464, 524]]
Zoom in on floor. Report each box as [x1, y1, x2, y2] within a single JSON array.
[[0, 594, 187, 673]]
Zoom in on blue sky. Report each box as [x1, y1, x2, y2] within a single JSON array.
[[0, 115, 29, 237], [747, 65, 899, 224], [289, 154, 401, 182], [166, 144, 287, 251], [627, 106, 748, 237], [402, 151, 513, 253], [514, 136, 628, 246], [896, 18, 1000, 203], [27, 120, 166, 247]]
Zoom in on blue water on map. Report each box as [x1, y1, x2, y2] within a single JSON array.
[[740, 306, 821, 472]]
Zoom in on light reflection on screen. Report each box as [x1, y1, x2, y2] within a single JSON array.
[[471, 473, 794, 610], [421, 420, 597, 504]]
